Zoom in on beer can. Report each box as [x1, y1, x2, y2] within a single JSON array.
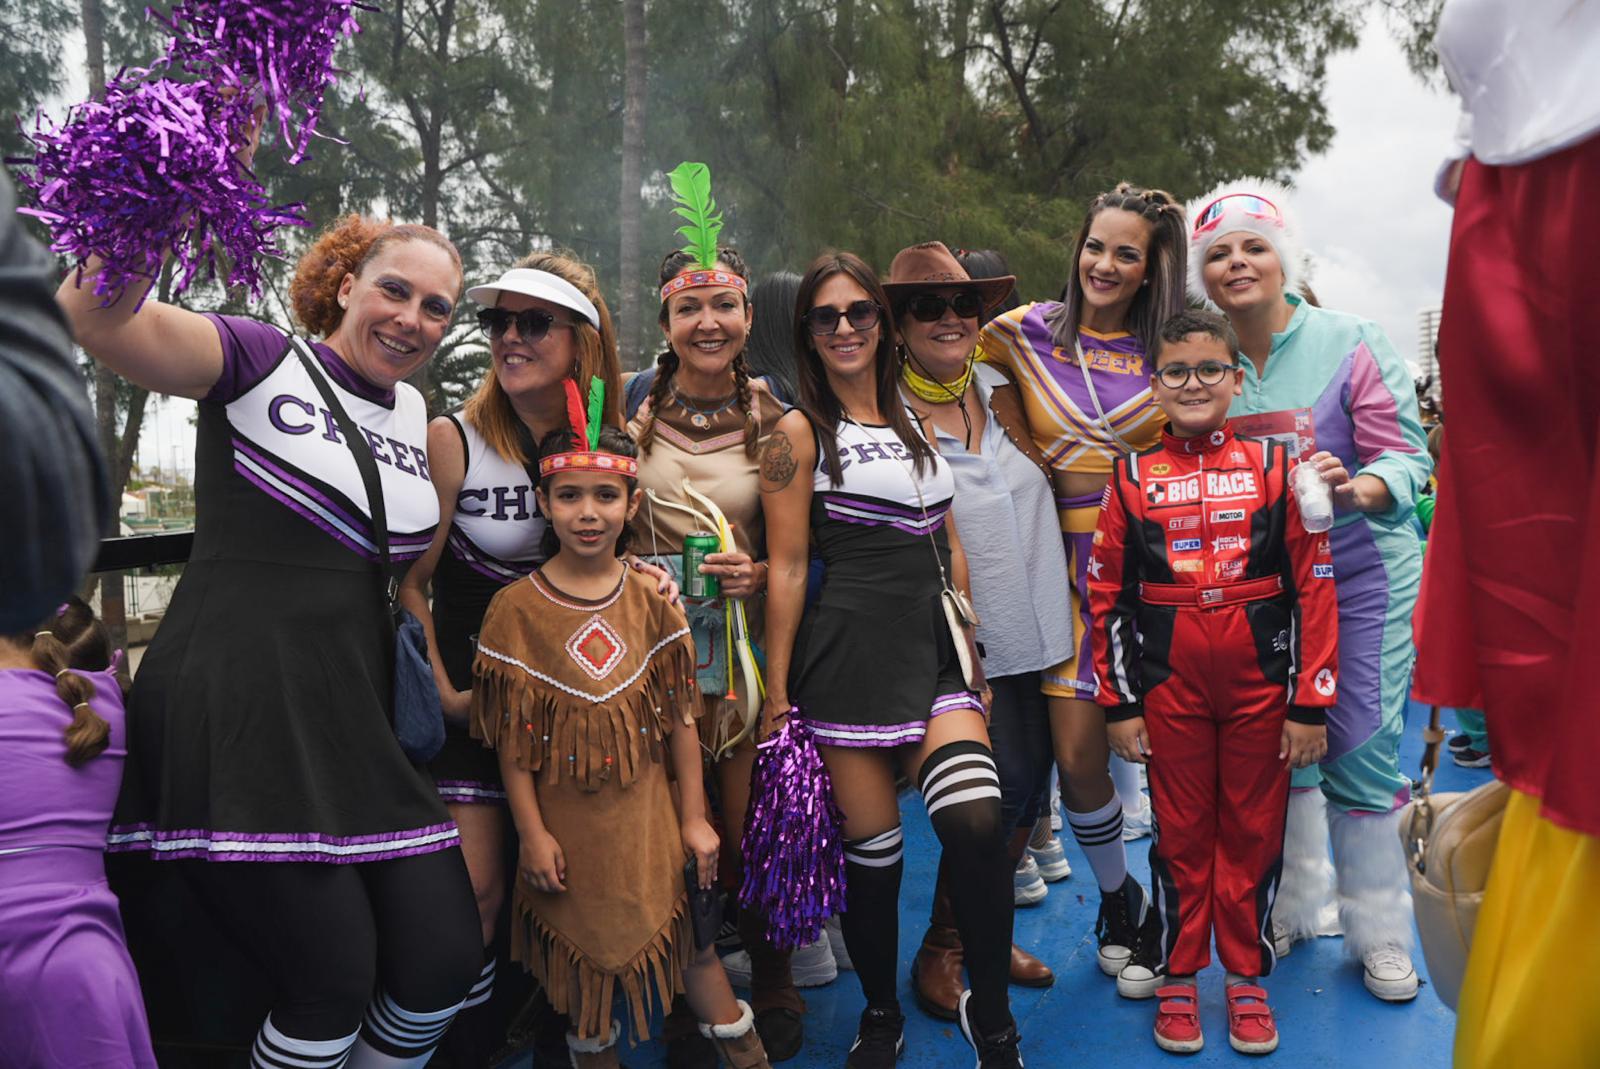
[[683, 531, 721, 599]]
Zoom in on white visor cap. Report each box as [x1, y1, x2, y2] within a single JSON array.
[[466, 268, 600, 328]]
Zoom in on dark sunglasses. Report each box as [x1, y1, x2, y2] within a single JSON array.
[[803, 300, 883, 336], [905, 291, 983, 323], [1155, 361, 1237, 389], [476, 307, 574, 342]]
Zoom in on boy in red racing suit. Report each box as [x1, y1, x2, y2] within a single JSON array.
[[1089, 311, 1337, 1056]]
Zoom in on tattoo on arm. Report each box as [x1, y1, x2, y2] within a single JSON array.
[[760, 430, 798, 490]]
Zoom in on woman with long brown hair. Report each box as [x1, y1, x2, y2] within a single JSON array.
[[977, 184, 1188, 996], [760, 252, 1020, 1068]]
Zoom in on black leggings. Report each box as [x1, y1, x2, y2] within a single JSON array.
[[986, 671, 1055, 829], [182, 848, 482, 1045]]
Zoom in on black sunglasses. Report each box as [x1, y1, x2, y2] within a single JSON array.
[[476, 307, 575, 342], [1154, 361, 1238, 389], [905, 291, 983, 323], [803, 300, 883, 336]]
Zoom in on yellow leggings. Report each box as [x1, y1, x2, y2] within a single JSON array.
[[1455, 787, 1600, 1067]]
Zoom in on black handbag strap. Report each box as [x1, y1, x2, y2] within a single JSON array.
[[290, 338, 400, 623]]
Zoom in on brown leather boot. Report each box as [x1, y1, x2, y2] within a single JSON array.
[[911, 885, 964, 1020], [698, 1000, 772, 1069], [1007, 825, 1055, 988]]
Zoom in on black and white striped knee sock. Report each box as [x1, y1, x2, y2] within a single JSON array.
[[345, 988, 465, 1068], [251, 1015, 358, 1069], [1067, 795, 1129, 894], [841, 825, 904, 1009], [461, 956, 495, 1011], [918, 741, 1011, 1036]]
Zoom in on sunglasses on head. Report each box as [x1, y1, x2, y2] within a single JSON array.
[[1154, 360, 1237, 389], [803, 300, 883, 336], [1192, 193, 1282, 235], [476, 307, 574, 342], [904, 291, 983, 323]]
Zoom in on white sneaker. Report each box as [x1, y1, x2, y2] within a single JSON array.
[[1362, 945, 1419, 1002], [1027, 835, 1072, 882], [1014, 853, 1048, 906], [825, 914, 853, 971], [721, 934, 839, 989], [1121, 793, 1153, 841], [790, 933, 840, 986], [1271, 920, 1293, 960]]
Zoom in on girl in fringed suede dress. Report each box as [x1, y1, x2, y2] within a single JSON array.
[[471, 412, 771, 1069]]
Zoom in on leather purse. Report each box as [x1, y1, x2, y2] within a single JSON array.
[[292, 340, 446, 764], [1397, 704, 1508, 1009]]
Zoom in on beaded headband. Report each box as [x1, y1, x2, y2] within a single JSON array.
[[537, 376, 639, 479], [659, 268, 748, 303]]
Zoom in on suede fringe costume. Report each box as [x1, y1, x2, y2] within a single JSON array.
[[472, 567, 700, 1039]]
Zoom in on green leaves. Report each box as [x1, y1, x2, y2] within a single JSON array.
[[667, 161, 724, 271]]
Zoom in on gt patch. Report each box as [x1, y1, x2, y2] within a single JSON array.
[[1167, 516, 1200, 531], [1172, 538, 1202, 552], [1211, 509, 1246, 523]]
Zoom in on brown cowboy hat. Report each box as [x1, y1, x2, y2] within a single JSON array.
[[881, 241, 1017, 314]]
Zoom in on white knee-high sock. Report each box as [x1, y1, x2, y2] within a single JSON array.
[[1067, 795, 1128, 893], [345, 988, 465, 1068], [251, 1015, 359, 1069], [1109, 755, 1145, 818]]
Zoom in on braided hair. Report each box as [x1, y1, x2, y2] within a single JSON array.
[[639, 247, 759, 458], [20, 596, 117, 767], [1047, 183, 1188, 353]]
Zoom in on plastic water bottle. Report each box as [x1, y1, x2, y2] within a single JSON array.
[[1292, 461, 1334, 533]]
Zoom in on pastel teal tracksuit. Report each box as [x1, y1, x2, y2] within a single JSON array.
[[1230, 295, 1432, 813]]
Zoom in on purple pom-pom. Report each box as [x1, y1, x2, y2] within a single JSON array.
[[155, 0, 364, 163], [13, 76, 306, 307], [738, 718, 847, 951]]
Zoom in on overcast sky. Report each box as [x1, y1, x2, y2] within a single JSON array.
[[133, 20, 1460, 478]]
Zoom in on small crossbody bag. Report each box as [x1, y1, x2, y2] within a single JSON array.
[[291, 339, 445, 763]]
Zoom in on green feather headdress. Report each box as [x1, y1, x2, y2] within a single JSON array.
[[660, 161, 747, 302]]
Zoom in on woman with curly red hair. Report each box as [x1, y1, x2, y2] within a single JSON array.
[[56, 213, 483, 1069]]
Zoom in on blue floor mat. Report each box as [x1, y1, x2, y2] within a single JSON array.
[[507, 701, 1488, 1067]]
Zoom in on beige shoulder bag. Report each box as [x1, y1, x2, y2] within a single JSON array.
[[1398, 705, 1509, 1009]]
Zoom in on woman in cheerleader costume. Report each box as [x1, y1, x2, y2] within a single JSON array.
[[63, 213, 483, 1069], [472, 417, 770, 1069], [881, 242, 1071, 1019], [627, 246, 800, 1061], [0, 598, 156, 1067], [1186, 181, 1431, 1002], [976, 184, 1188, 995], [761, 252, 1021, 1068], [397, 250, 624, 1063]]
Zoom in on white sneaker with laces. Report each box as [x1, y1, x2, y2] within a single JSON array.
[[721, 934, 839, 989], [1014, 853, 1048, 906], [1362, 945, 1419, 1002], [1271, 920, 1293, 960], [1027, 835, 1072, 882]]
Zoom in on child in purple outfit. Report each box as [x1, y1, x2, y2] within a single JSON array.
[[0, 597, 156, 1068]]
